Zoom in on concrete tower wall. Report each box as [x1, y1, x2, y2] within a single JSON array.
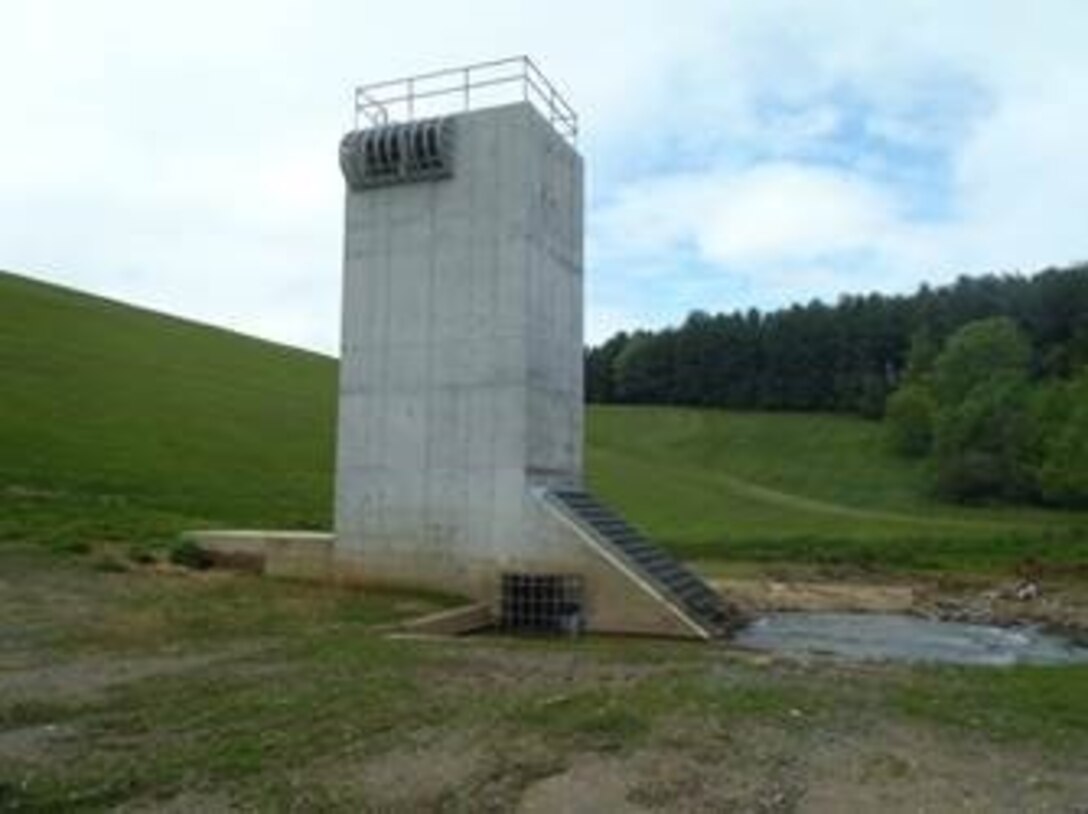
[[335, 103, 584, 597]]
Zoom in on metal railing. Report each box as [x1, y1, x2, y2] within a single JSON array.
[[354, 56, 578, 145]]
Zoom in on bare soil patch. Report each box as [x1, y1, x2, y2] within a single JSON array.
[[0, 722, 79, 765], [512, 721, 1088, 813], [0, 648, 260, 704], [518, 755, 642, 813], [304, 732, 488, 811]]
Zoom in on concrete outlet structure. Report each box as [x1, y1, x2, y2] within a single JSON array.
[[333, 59, 738, 639], [334, 97, 584, 595]]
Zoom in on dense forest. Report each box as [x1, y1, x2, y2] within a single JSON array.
[[585, 264, 1088, 506], [586, 265, 1088, 415]]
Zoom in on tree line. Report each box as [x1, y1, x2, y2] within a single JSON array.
[[586, 264, 1088, 419], [585, 264, 1088, 506]]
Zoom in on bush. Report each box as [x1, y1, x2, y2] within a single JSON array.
[[932, 317, 1031, 406], [933, 377, 1041, 502], [926, 318, 1041, 503], [167, 538, 212, 570], [92, 556, 129, 573], [125, 544, 157, 565], [885, 384, 935, 457], [48, 537, 91, 556], [856, 373, 889, 419], [1039, 369, 1088, 506]]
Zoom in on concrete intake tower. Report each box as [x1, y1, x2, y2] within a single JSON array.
[[334, 58, 738, 638]]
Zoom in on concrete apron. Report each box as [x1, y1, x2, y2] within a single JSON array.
[[181, 490, 713, 641]]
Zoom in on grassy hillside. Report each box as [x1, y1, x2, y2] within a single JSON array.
[[4, 272, 1086, 810], [2, 269, 1086, 570], [0, 270, 336, 547], [587, 407, 1088, 570]]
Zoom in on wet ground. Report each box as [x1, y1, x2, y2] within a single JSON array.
[[735, 612, 1088, 666], [711, 567, 1088, 633]]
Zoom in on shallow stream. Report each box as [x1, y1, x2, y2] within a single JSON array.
[[734, 612, 1088, 666]]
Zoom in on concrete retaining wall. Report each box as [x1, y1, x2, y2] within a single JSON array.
[[182, 531, 332, 582]]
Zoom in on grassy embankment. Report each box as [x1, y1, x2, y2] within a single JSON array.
[[588, 406, 1088, 573], [3, 269, 1087, 573], [0, 270, 335, 553]]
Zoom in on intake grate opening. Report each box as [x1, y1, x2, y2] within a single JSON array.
[[500, 573, 583, 635], [339, 117, 455, 189]]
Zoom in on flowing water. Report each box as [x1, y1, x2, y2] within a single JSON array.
[[735, 612, 1088, 666]]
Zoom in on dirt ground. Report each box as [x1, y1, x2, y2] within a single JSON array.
[[2, 548, 1087, 812], [515, 725, 1088, 814]]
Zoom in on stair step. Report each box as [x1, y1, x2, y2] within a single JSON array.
[[589, 522, 637, 537], [635, 557, 678, 574], [552, 489, 739, 636], [610, 533, 648, 545], [584, 518, 630, 531]]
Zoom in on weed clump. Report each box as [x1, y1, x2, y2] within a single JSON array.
[[49, 537, 91, 556], [125, 544, 157, 565], [168, 538, 212, 570], [91, 556, 129, 573]]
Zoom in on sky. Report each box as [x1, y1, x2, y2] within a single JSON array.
[[1, 1, 1086, 353]]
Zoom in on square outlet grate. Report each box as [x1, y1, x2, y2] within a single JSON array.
[[500, 573, 583, 635]]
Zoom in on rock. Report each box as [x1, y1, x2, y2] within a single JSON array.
[[1015, 581, 1040, 601]]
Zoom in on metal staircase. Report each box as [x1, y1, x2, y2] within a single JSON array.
[[549, 489, 743, 637]]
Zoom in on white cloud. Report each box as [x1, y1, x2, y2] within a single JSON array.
[[584, 305, 643, 347], [695, 165, 898, 266], [588, 0, 1088, 321], [1, 0, 1086, 351], [592, 162, 918, 301]]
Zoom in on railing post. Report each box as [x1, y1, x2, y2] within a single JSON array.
[[354, 58, 576, 146]]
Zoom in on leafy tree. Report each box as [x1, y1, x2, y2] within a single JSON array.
[[585, 332, 629, 403], [903, 324, 940, 383], [613, 331, 676, 403], [932, 377, 1041, 502], [856, 372, 890, 419], [1039, 368, 1088, 506], [673, 311, 717, 405], [929, 318, 1039, 502], [885, 383, 935, 457], [931, 317, 1031, 406]]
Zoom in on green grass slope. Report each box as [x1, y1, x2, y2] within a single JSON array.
[[0, 270, 336, 547], [2, 269, 1086, 570], [587, 406, 1088, 570]]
